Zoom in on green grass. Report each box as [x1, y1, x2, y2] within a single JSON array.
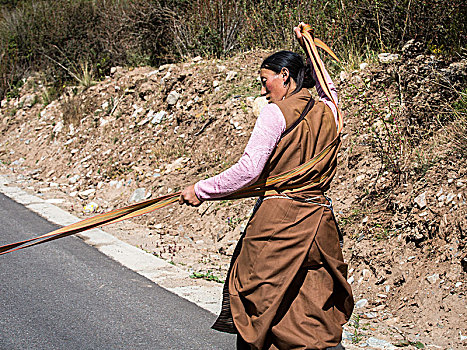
[[190, 270, 224, 284]]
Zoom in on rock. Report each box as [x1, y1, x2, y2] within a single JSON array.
[[159, 63, 173, 71], [192, 56, 202, 62], [225, 71, 237, 81], [401, 39, 424, 58], [252, 96, 268, 117], [83, 202, 99, 213], [436, 187, 444, 197], [355, 174, 366, 182], [21, 94, 36, 108], [53, 121, 64, 134], [378, 53, 400, 63], [359, 63, 368, 70], [167, 91, 180, 106], [455, 282, 462, 288], [339, 71, 349, 81], [216, 65, 226, 72], [137, 116, 151, 126], [129, 188, 147, 203], [355, 298, 368, 308], [366, 337, 397, 349], [445, 193, 455, 204], [426, 273, 439, 284], [160, 71, 171, 84], [78, 189, 96, 199], [139, 82, 154, 100], [165, 157, 190, 173], [146, 70, 159, 78], [131, 104, 144, 118], [212, 80, 219, 88], [457, 180, 465, 188], [110, 67, 117, 74], [11, 158, 25, 166], [151, 110, 166, 124], [68, 174, 80, 184], [347, 276, 354, 284], [414, 191, 427, 209]]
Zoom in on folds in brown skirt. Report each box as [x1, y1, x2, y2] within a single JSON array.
[[213, 90, 354, 349]]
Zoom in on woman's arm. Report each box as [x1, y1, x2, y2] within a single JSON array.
[[195, 103, 286, 200], [311, 60, 339, 127], [179, 103, 286, 205]]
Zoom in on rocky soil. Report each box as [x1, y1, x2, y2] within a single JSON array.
[[1, 42, 466, 349]]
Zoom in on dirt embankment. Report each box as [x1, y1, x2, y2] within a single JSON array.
[[1, 44, 466, 349]]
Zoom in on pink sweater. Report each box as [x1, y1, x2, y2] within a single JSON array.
[[194, 66, 338, 200]]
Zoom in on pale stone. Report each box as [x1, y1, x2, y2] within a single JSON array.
[[53, 121, 64, 134], [426, 273, 439, 284], [151, 110, 166, 124], [225, 71, 237, 81], [165, 157, 190, 173], [167, 91, 181, 106], [216, 65, 226, 72], [339, 71, 349, 81], [355, 298, 368, 308], [355, 174, 366, 182], [414, 191, 427, 209], [69, 174, 80, 184], [378, 53, 400, 63], [79, 189, 96, 199], [129, 188, 146, 203]]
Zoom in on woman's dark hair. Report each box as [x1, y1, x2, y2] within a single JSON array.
[[260, 50, 315, 95]]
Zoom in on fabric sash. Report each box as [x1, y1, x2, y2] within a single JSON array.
[[0, 24, 343, 256]]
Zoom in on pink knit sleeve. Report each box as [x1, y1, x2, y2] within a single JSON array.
[[309, 59, 339, 127], [194, 103, 286, 200]]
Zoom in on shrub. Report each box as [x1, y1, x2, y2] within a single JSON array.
[[0, 0, 465, 100]]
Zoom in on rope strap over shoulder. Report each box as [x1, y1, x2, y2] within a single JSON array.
[[0, 23, 343, 256]]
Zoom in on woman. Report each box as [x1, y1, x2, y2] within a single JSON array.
[[180, 24, 353, 350]]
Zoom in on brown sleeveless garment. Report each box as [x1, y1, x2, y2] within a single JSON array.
[[213, 88, 354, 349]]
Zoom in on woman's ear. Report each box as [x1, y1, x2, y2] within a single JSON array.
[[280, 67, 290, 82]]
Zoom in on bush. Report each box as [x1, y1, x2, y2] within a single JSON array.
[[0, 0, 465, 100]]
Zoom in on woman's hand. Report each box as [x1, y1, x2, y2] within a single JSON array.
[[294, 22, 306, 49], [179, 184, 203, 207]]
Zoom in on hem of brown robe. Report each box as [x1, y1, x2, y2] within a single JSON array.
[[211, 233, 243, 334]]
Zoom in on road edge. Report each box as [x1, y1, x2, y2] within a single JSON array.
[[0, 174, 222, 315]]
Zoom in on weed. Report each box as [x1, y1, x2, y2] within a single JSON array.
[[190, 270, 224, 284], [41, 85, 59, 106], [350, 314, 364, 344], [447, 88, 467, 159]]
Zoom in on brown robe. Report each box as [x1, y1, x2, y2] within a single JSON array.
[[213, 89, 354, 349]]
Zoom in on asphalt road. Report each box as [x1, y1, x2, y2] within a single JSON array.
[[0, 193, 235, 349]]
